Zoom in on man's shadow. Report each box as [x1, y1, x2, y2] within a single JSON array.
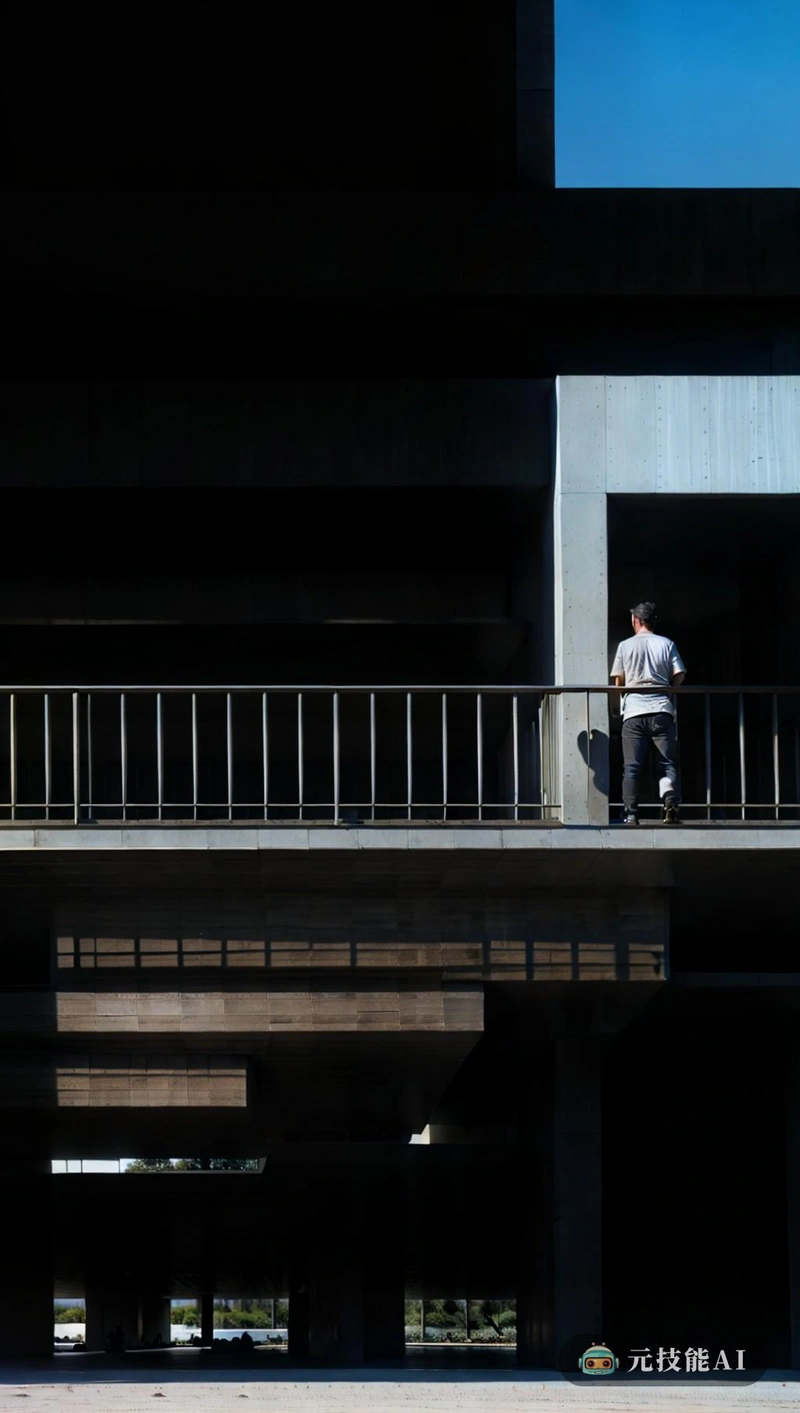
[[576, 728, 610, 802]]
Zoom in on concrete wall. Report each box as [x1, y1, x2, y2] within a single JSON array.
[[3, 3, 520, 191], [516, 0, 554, 188], [558, 375, 800, 494], [0, 1055, 247, 1108], [0, 984, 484, 1037], [53, 888, 669, 984], [0, 380, 551, 489]]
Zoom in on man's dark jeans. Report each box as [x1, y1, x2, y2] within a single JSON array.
[[621, 711, 680, 813]]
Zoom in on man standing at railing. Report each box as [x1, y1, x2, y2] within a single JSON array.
[[611, 602, 686, 826]]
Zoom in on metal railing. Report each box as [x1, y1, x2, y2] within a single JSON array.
[[0, 685, 798, 826], [611, 685, 800, 822]]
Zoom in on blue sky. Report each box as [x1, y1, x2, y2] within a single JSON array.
[[556, 0, 800, 186]]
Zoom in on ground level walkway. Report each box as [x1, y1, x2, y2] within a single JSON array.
[[1, 1357, 800, 1413]]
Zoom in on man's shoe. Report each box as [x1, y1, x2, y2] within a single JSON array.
[[623, 811, 639, 826], [662, 797, 680, 826]]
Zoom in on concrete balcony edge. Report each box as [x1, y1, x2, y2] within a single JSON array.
[[0, 824, 796, 851]]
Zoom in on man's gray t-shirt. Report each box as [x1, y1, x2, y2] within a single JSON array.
[[610, 632, 686, 720]]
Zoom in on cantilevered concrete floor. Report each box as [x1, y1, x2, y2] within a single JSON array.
[[0, 825, 797, 851]]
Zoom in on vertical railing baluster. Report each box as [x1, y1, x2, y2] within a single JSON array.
[[739, 692, 746, 821], [226, 692, 233, 821], [192, 693, 198, 821], [44, 693, 51, 820], [72, 692, 79, 825], [120, 693, 127, 821], [87, 693, 93, 819], [370, 692, 376, 822], [476, 692, 483, 821], [333, 691, 340, 823], [585, 690, 591, 817], [9, 694, 16, 822], [512, 693, 519, 822], [537, 698, 544, 819], [773, 693, 780, 821], [406, 692, 412, 820], [262, 692, 268, 821], [704, 693, 712, 822], [156, 692, 163, 822], [795, 724, 800, 818], [297, 692, 304, 820], [441, 693, 448, 820]]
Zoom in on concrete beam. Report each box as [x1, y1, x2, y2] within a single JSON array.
[[48, 985, 484, 1037], [557, 375, 800, 496], [0, 1053, 247, 1107], [53, 891, 669, 985], [1, 824, 798, 851]]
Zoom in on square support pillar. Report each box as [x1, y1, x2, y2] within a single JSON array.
[[553, 376, 609, 825], [0, 1164, 54, 1357], [307, 1240, 365, 1363], [140, 1294, 171, 1347], [85, 1286, 142, 1352], [288, 1259, 310, 1359], [200, 1291, 215, 1348], [786, 1040, 800, 1368], [363, 1164, 406, 1362], [289, 1168, 405, 1364], [517, 1038, 604, 1368]]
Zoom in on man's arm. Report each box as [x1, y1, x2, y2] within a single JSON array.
[[610, 646, 624, 689], [669, 642, 686, 687]]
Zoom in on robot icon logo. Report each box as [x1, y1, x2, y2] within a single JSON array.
[[578, 1342, 618, 1376]]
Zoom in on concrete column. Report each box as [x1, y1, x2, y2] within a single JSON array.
[[363, 1271, 405, 1362], [289, 1196, 362, 1363], [786, 1040, 800, 1368], [0, 1163, 54, 1357], [288, 1246, 310, 1358], [553, 376, 609, 824], [85, 1286, 142, 1351], [140, 1293, 171, 1346], [289, 1167, 404, 1364], [517, 1037, 604, 1368], [363, 1165, 406, 1362], [200, 1291, 215, 1347], [307, 1240, 365, 1363]]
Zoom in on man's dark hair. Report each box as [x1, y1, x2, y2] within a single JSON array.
[[630, 601, 657, 627]]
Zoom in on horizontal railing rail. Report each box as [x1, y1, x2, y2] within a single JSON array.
[[0, 686, 798, 826]]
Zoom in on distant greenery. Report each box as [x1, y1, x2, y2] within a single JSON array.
[[54, 1306, 85, 1323], [171, 1299, 288, 1329], [125, 1159, 259, 1173], [170, 1304, 199, 1326], [404, 1299, 516, 1342]]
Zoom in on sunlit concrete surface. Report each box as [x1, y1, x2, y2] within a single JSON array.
[[1, 825, 799, 851], [1, 1363, 800, 1413]]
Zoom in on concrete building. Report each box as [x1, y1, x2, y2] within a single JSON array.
[[0, 0, 799, 1372]]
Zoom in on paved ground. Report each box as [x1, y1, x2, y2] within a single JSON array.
[[1, 1362, 800, 1413]]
